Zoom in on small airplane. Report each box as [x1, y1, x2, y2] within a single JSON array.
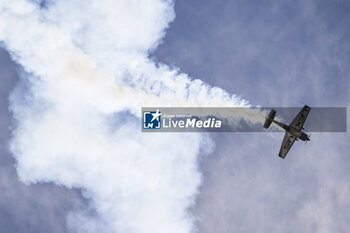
[[263, 105, 311, 159]]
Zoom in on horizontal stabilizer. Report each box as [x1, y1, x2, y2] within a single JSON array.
[[263, 109, 276, 129]]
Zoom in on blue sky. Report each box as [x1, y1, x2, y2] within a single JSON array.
[[154, 0, 350, 107], [153, 1, 350, 232], [0, 0, 349, 232]]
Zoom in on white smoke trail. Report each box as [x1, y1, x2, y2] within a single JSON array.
[[0, 0, 264, 232]]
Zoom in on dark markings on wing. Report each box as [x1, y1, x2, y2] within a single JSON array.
[[290, 105, 311, 131], [279, 132, 297, 159]]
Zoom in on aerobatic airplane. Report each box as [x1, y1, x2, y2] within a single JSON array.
[[263, 105, 311, 159]]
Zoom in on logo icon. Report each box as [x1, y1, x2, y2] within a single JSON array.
[[143, 110, 162, 129]]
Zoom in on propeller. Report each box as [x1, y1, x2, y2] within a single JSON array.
[[298, 99, 307, 105]]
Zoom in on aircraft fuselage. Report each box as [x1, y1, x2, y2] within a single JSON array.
[[272, 120, 310, 142], [264, 105, 311, 158]]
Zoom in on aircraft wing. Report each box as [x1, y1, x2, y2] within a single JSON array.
[[290, 105, 311, 131], [279, 132, 297, 159]]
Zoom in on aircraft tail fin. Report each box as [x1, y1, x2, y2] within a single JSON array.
[[263, 109, 276, 129]]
